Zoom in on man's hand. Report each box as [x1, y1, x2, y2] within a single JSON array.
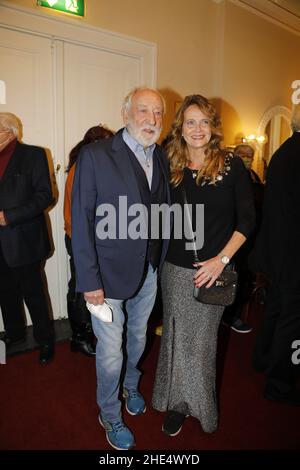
[[84, 289, 105, 306], [0, 211, 7, 226]]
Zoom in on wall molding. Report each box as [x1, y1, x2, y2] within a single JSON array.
[[256, 105, 291, 177], [257, 104, 291, 136], [230, 0, 300, 36]]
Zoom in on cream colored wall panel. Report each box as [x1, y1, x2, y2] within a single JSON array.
[[0, 29, 53, 147], [63, 41, 140, 156], [0, 28, 63, 329]]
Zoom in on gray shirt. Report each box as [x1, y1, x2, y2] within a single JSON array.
[[122, 128, 155, 188]]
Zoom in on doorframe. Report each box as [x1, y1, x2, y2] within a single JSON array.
[[257, 105, 291, 178], [0, 0, 157, 321]]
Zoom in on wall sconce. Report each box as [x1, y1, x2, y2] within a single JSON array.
[[242, 134, 267, 145]]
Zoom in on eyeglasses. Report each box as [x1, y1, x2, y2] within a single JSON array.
[[184, 119, 211, 129]]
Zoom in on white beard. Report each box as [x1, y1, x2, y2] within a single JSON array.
[[127, 122, 161, 148]]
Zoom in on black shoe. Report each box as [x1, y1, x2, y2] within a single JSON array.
[[39, 343, 54, 365], [2, 333, 26, 350], [264, 384, 300, 406], [70, 336, 96, 356], [162, 411, 185, 436]]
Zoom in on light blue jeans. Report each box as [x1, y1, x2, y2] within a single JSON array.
[[91, 264, 157, 422]]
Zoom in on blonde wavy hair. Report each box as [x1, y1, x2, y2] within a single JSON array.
[[166, 94, 225, 186]]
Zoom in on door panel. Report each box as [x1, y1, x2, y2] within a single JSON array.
[[64, 42, 140, 158], [0, 28, 62, 328], [0, 29, 53, 147]]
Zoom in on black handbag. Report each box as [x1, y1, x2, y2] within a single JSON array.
[[181, 185, 238, 307], [193, 264, 238, 306]]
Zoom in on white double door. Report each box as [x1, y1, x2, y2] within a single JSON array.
[[0, 6, 153, 329]]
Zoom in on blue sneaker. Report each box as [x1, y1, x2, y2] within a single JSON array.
[[123, 387, 146, 415], [98, 415, 135, 450]]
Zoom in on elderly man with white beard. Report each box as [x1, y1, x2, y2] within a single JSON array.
[[72, 87, 170, 450]]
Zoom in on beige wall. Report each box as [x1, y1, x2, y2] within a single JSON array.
[[7, 0, 219, 137], [221, 1, 300, 145], [7, 0, 300, 145]]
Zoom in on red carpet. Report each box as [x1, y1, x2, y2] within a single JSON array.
[[0, 307, 300, 451]]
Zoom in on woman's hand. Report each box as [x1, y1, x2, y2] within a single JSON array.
[[193, 257, 225, 288]]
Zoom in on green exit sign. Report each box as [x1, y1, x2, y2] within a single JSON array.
[[37, 1, 85, 17]]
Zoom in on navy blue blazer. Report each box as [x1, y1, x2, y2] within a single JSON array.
[[71, 129, 171, 299]]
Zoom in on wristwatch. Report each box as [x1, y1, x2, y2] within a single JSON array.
[[220, 255, 230, 265]]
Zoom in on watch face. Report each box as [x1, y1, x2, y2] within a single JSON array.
[[221, 256, 230, 264]]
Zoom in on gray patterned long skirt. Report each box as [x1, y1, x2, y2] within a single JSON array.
[[152, 261, 224, 433]]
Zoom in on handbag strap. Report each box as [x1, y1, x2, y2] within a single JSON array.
[[181, 184, 200, 265], [181, 184, 236, 274]]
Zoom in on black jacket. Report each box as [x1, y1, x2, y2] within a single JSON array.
[[250, 132, 300, 286], [72, 129, 171, 297], [0, 141, 52, 267]]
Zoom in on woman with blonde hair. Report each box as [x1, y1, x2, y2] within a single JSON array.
[[152, 94, 255, 436]]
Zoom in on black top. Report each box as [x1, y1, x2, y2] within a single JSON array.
[[166, 155, 255, 269], [234, 167, 264, 269]]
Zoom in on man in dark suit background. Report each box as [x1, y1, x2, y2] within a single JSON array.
[[0, 112, 54, 364], [251, 105, 300, 405], [72, 87, 170, 450]]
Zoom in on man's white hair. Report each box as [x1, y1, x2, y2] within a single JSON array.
[[0, 112, 20, 137], [122, 87, 166, 114]]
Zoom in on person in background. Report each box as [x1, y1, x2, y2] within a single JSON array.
[[154, 134, 171, 338], [0, 112, 54, 364], [222, 144, 264, 333], [251, 105, 300, 405], [71, 87, 170, 450], [64, 125, 114, 356], [152, 94, 255, 437]]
